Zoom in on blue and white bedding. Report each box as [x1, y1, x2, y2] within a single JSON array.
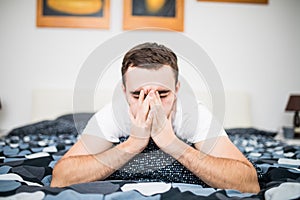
[[0, 113, 300, 199]]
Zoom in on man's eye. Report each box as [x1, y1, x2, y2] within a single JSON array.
[[159, 93, 169, 98], [132, 95, 139, 99]]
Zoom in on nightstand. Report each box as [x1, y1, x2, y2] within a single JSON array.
[[275, 129, 300, 146]]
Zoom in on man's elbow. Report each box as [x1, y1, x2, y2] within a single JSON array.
[[246, 166, 260, 193], [50, 175, 62, 188], [235, 163, 260, 193], [50, 161, 69, 187], [253, 183, 261, 194], [246, 177, 260, 194]]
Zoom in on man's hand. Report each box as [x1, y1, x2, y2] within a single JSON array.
[[149, 90, 177, 148], [128, 90, 152, 151]]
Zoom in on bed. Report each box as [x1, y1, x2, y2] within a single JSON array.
[[0, 90, 299, 199]]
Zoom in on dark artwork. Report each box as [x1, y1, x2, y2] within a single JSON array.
[[132, 0, 176, 17], [42, 0, 104, 17]]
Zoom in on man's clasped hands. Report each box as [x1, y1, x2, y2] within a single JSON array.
[[128, 90, 177, 150]]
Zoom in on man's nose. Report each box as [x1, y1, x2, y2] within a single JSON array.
[[145, 89, 156, 95], [143, 89, 155, 98]]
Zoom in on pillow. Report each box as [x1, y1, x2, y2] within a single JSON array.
[[8, 113, 94, 137], [225, 128, 277, 137]]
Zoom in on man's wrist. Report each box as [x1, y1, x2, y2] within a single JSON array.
[[123, 136, 149, 154], [159, 137, 190, 160], [152, 130, 176, 149]]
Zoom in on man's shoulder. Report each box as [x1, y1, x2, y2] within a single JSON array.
[[196, 102, 211, 113], [94, 103, 113, 117]]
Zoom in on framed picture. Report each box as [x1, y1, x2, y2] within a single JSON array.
[[36, 0, 110, 29], [123, 0, 184, 32], [197, 0, 267, 4]]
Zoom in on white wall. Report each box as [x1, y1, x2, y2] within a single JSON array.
[[0, 0, 299, 132]]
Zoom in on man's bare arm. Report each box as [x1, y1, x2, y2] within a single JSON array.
[[51, 90, 152, 187], [158, 135, 260, 193], [51, 136, 148, 187], [149, 90, 259, 193]]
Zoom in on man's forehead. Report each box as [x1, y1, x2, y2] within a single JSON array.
[[124, 66, 176, 91]]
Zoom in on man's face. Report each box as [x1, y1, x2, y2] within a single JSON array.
[[123, 65, 180, 118]]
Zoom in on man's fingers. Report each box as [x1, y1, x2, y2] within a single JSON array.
[[147, 90, 155, 108], [149, 96, 155, 108], [141, 94, 151, 120], [146, 110, 153, 127], [168, 110, 173, 121], [138, 90, 145, 104], [135, 90, 150, 121], [155, 91, 162, 104], [148, 90, 160, 109], [168, 98, 176, 121], [151, 90, 161, 106], [128, 109, 135, 121]]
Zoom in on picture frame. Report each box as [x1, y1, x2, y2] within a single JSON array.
[[36, 0, 110, 29], [197, 0, 268, 4], [123, 0, 184, 32]]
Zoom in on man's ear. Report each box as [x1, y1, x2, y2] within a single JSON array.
[[122, 84, 130, 104], [122, 84, 126, 94], [175, 81, 180, 94]]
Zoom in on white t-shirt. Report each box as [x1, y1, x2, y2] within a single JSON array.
[[82, 101, 227, 144]]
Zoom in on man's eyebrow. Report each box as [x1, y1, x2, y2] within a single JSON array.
[[157, 90, 171, 94], [130, 90, 171, 95], [130, 91, 141, 95]]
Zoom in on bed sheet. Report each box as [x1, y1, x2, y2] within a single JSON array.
[[0, 114, 300, 199]]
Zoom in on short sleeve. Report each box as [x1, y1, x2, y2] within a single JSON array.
[[81, 103, 121, 143], [189, 104, 227, 143]]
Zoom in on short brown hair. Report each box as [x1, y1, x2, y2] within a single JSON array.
[[121, 42, 178, 85]]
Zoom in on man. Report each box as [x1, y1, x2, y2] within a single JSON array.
[[51, 42, 260, 193]]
